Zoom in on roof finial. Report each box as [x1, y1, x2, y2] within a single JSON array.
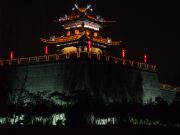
[[72, 3, 93, 13]]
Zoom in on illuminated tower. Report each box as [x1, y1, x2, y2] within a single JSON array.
[[41, 4, 121, 55]]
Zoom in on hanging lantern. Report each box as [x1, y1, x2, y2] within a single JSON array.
[[10, 51, 14, 60], [144, 54, 147, 63], [44, 46, 48, 55], [88, 41, 92, 49], [122, 49, 125, 59]]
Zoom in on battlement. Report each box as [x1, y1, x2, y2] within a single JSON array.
[[1, 51, 175, 104], [0, 52, 157, 72]]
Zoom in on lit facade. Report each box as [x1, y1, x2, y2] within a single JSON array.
[[41, 4, 121, 55]]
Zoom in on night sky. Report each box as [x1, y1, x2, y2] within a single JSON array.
[[0, 0, 179, 86]]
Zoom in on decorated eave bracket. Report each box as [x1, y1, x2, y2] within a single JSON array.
[[40, 33, 122, 46], [62, 20, 102, 31]]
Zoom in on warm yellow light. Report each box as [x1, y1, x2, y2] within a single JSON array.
[[66, 31, 71, 36], [78, 46, 82, 52], [65, 27, 70, 30], [86, 30, 90, 35], [84, 46, 88, 52], [90, 47, 102, 54], [75, 29, 79, 35], [62, 46, 77, 54], [94, 32, 98, 37], [0, 60, 3, 66]]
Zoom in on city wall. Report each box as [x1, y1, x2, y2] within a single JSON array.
[[0, 52, 175, 104]]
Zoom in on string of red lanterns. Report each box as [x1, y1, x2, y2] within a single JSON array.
[[121, 49, 148, 63]]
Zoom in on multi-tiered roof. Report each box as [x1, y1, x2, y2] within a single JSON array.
[[41, 4, 122, 54]]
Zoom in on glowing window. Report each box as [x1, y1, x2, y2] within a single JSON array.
[[86, 30, 90, 36], [94, 32, 98, 37], [107, 38, 111, 43], [66, 31, 70, 36], [75, 29, 79, 35]]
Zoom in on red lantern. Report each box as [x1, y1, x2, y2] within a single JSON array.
[[10, 51, 14, 60], [88, 41, 92, 49], [44, 46, 48, 55], [144, 54, 147, 63], [122, 49, 125, 59]]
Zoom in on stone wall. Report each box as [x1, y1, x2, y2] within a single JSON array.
[[141, 71, 161, 103], [0, 53, 172, 105]]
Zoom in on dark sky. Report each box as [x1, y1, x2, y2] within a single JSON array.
[[0, 0, 179, 85]]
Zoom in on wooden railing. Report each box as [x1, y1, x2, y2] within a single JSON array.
[[0, 52, 157, 72]]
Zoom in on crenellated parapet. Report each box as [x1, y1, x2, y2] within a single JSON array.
[[1, 52, 157, 72]]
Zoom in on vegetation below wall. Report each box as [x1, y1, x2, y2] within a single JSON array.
[[0, 89, 179, 127]]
